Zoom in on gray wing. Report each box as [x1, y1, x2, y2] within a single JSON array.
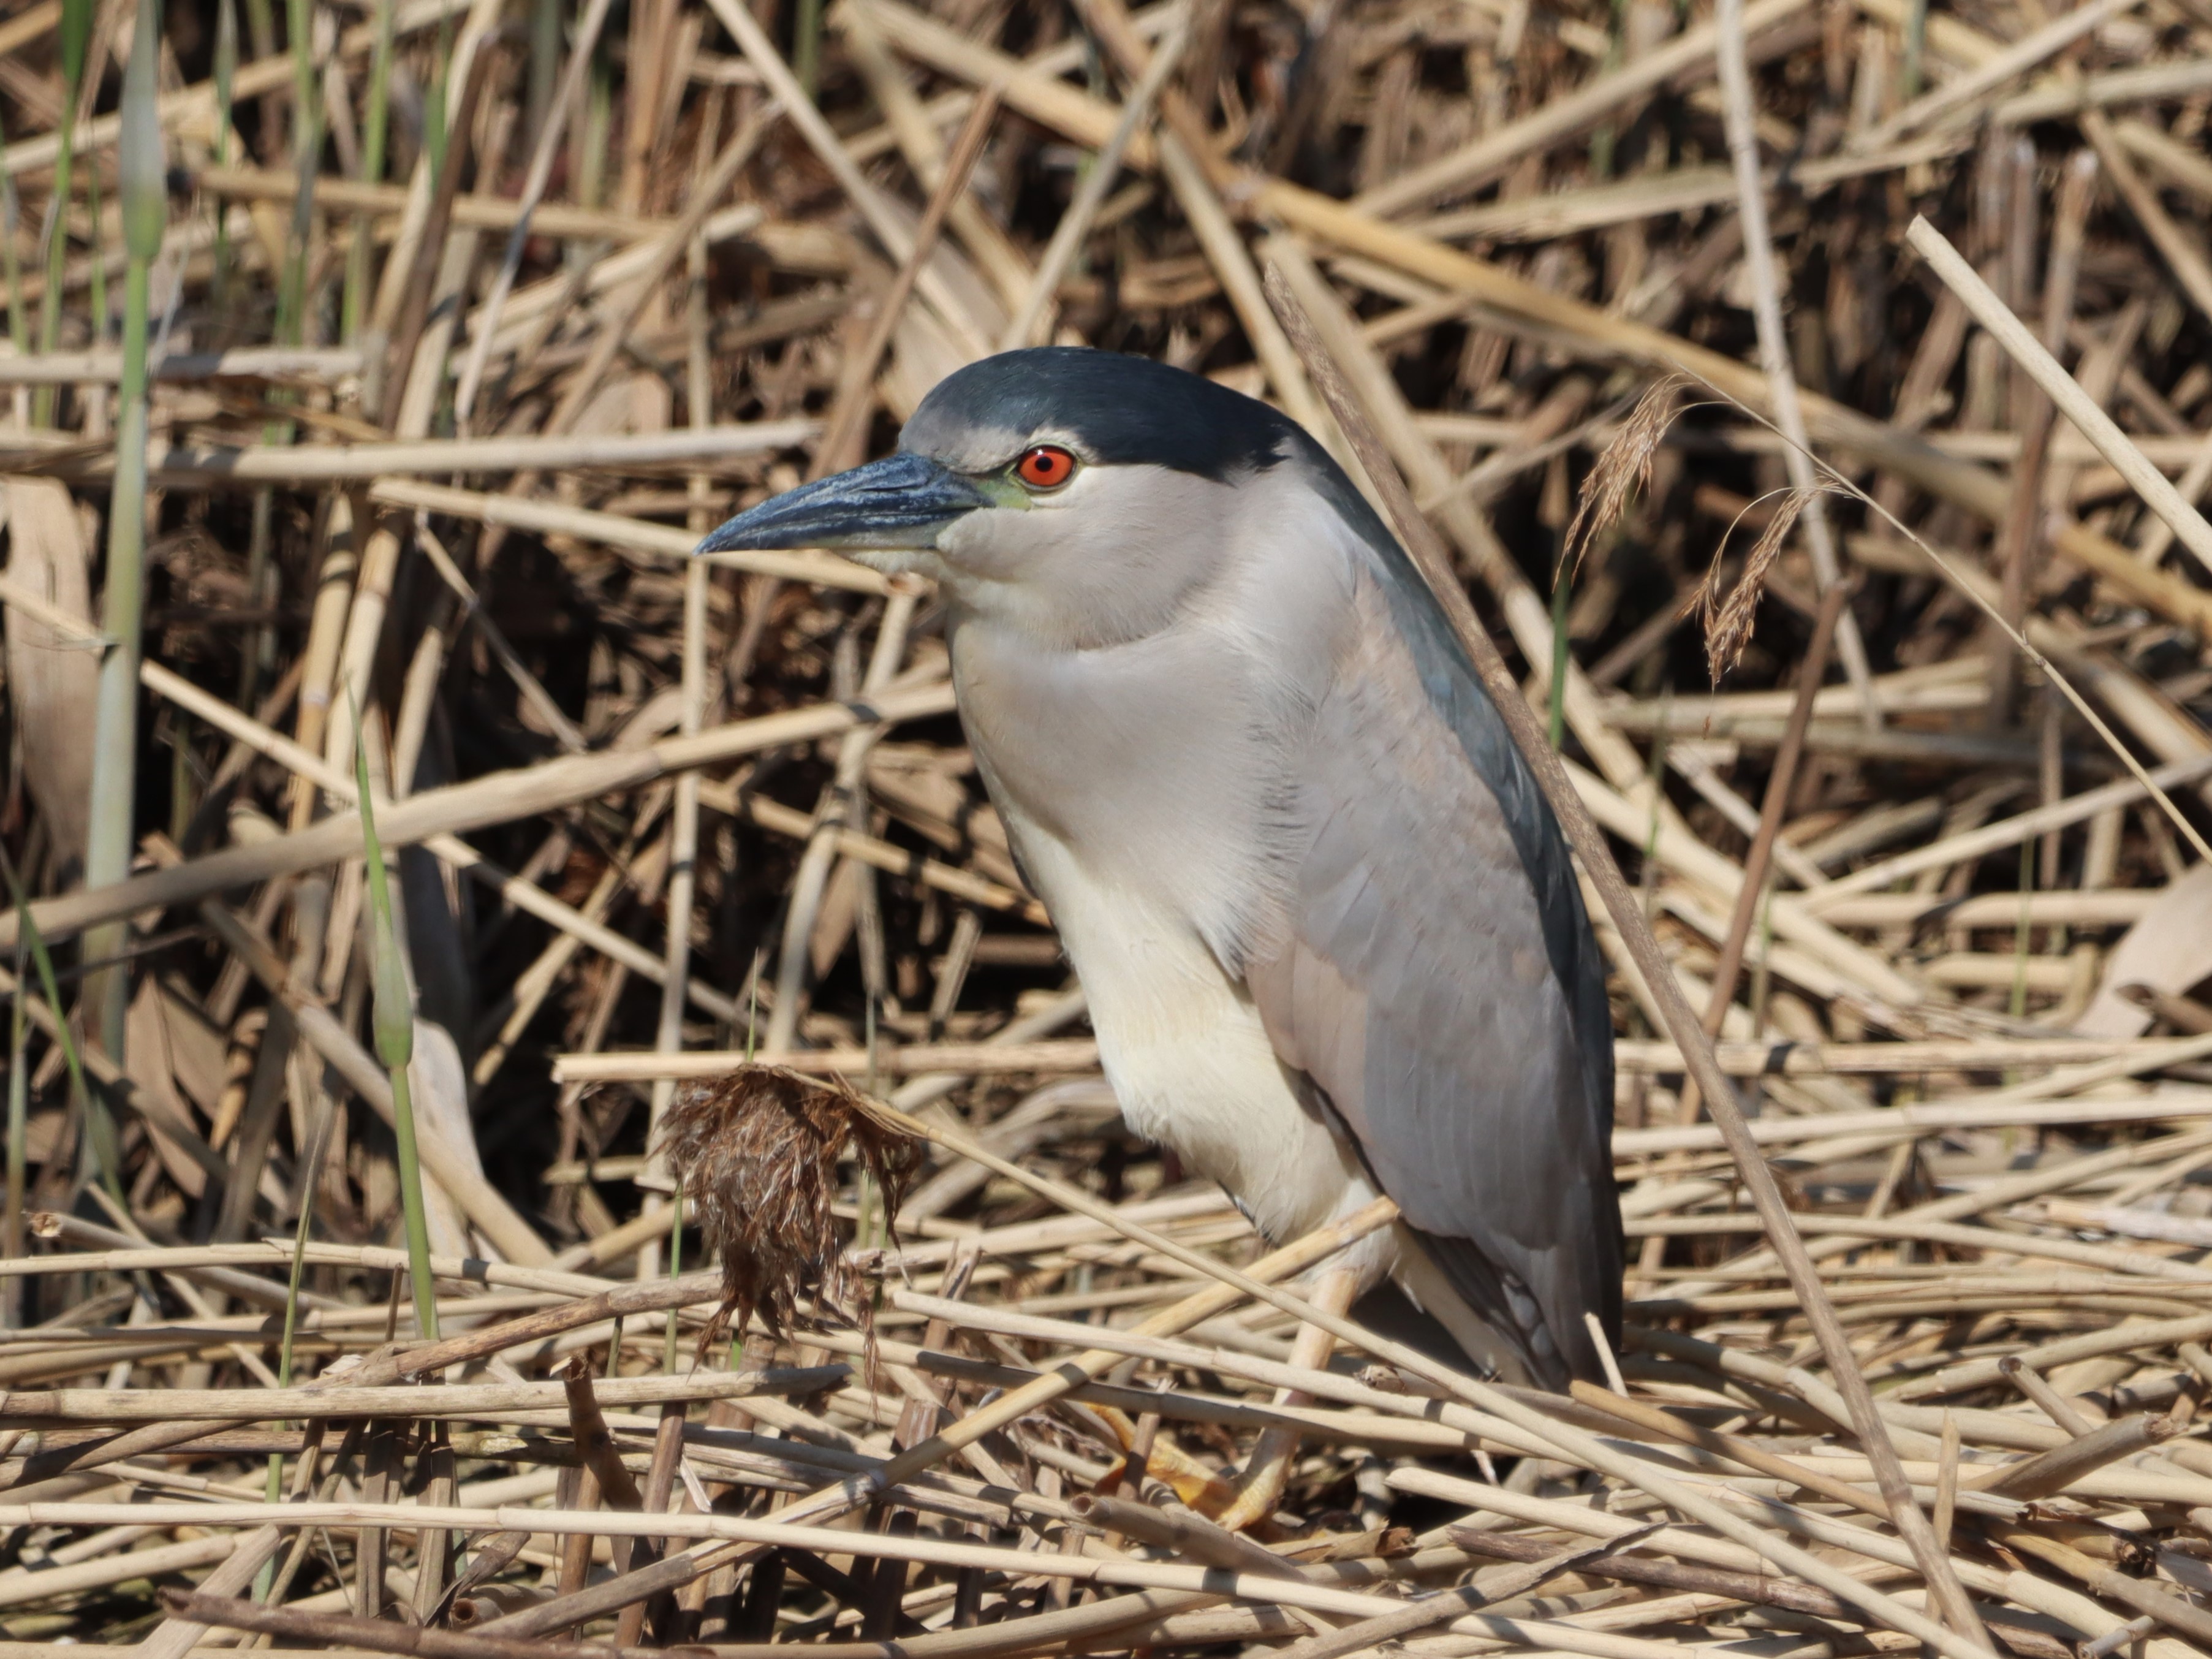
[[1243, 526, 1619, 1391]]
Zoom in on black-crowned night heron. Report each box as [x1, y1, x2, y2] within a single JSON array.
[[702, 348, 1622, 1420]]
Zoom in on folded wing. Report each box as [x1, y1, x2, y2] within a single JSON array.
[[1243, 551, 1619, 1389]]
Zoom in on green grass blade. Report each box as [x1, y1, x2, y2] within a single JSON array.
[[82, 0, 167, 1069], [793, 0, 825, 97], [0, 109, 28, 363], [212, 0, 238, 307], [82, 160, 105, 341], [1548, 546, 1573, 750], [4, 936, 26, 1321], [351, 696, 437, 1342], [260, 1063, 340, 1599], [32, 0, 94, 426], [341, 0, 398, 341], [0, 843, 118, 1204], [279, 0, 319, 346]]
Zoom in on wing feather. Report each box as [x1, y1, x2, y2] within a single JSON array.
[[1244, 551, 1620, 1389]]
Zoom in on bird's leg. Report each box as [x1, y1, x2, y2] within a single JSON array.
[[1213, 1267, 1361, 1533]]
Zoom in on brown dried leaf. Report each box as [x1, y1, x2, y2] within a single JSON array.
[[1699, 488, 1811, 685], [2, 477, 98, 884], [1560, 375, 1683, 580], [659, 1065, 922, 1354]]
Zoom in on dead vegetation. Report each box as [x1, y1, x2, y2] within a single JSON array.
[[5, 0, 2212, 1652], [662, 1065, 921, 1350]]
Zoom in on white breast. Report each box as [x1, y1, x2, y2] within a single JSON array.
[[1000, 805, 1390, 1270], [942, 465, 1396, 1281]]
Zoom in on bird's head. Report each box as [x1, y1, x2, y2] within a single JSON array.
[[698, 347, 1327, 645]]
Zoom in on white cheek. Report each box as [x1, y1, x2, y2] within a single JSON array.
[[933, 509, 1034, 580], [928, 466, 1243, 647]]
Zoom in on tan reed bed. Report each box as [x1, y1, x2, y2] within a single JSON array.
[[4, 0, 2212, 1651]]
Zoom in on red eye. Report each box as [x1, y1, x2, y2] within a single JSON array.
[[1015, 445, 1077, 490]]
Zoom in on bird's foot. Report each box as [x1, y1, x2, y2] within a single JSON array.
[[1213, 1267, 1362, 1532]]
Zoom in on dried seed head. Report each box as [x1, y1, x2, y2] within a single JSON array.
[[1560, 375, 1684, 580], [1699, 488, 1812, 684], [659, 1066, 922, 1355]]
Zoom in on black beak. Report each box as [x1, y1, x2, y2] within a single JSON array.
[[696, 452, 993, 553]]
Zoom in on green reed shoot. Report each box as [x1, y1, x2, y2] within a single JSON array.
[[211, 0, 238, 306], [4, 939, 25, 1318], [341, 0, 398, 341], [82, 0, 168, 1068], [1548, 549, 1573, 750], [0, 110, 28, 366], [278, 0, 318, 345], [352, 699, 438, 1342], [0, 842, 116, 1204], [424, 12, 455, 183], [794, 0, 825, 97], [260, 1080, 342, 1598], [83, 153, 106, 341], [32, 0, 96, 426]]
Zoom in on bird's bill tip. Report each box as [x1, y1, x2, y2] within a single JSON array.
[[694, 451, 991, 556]]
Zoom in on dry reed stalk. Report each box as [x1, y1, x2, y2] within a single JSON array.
[[365, 478, 891, 591], [148, 420, 820, 482], [0, 1367, 843, 1420], [556, 1040, 1097, 1080], [996, 20, 1186, 350], [0, 347, 366, 382], [811, 87, 1005, 474], [1906, 216, 2212, 576]]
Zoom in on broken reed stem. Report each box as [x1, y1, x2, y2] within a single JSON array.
[[1548, 523, 1574, 747], [260, 1047, 347, 1598], [1988, 147, 2094, 727], [278, 0, 320, 347], [1259, 261, 1995, 1653]]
